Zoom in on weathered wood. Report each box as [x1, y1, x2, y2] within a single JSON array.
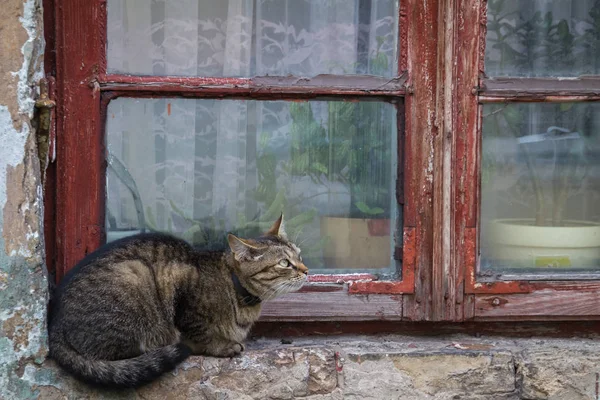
[[260, 287, 402, 321], [463, 294, 476, 320], [100, 74, 407, 98], [431, 0, 457, 321], [480, 77, 600, 99], [402, 0, 438, 321], [468, 278, 600, 294], [253, 320, 600, 337], [53, 0, 106, 281], [42, 0, 57, 275], [449, 0, 485, 320], [254, 319, 600, 336], [474, 290, 600, 319]]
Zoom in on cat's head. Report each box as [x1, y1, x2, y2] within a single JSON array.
[[227, 214, 308, 300]]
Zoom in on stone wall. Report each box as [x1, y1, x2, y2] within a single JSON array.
[[1, 1, 600, 400], [24, 336, 600, 399]]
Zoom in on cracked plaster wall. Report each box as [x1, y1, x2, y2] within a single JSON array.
[[0, 0, 48, 398]]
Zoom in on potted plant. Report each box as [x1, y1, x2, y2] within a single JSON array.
[[483, 117, 600, 269], [288, 100, 394, 269], [250, 128, 324, 263]]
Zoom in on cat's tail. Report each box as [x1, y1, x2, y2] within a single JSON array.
[[49, 331, 191, 388]]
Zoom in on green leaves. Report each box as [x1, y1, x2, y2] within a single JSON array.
[[355, 201, 385, 216]]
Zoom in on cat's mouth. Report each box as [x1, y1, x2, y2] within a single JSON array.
[[290, 275, 309, 292]]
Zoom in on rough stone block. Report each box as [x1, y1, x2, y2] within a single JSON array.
[[517, 345, 600, 400], [342, 351, 516, 400]]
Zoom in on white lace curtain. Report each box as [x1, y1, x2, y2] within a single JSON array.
[[105, 0, 398, 238], [107, 0, 397, 77]]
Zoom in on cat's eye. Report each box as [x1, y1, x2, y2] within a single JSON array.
[[279, 259, 290, 267]]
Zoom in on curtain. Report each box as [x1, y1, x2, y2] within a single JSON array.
[[105, 0, 398, 249]]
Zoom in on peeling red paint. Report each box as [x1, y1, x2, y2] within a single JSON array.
[[348, 227, 415, 295], [335, 351, 343, 373], [401, 0, 439, 320]]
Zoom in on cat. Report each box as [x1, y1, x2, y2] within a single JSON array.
[[48, 214, 307, 388]]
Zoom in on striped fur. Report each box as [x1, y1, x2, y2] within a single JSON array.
[[48, 215, 307, 388]]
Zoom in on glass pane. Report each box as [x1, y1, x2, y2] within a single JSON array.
[[105, 98, 400, 275], [485, 0, 600, 77], [481, 103, 600, 275], [107, 0, 399, 77]]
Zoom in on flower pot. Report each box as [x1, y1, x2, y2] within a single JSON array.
[[320, 217, 392, 269], [486, 219, 600, 268], [367, 219, 391, 236]]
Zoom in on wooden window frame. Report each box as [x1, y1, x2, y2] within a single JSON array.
[[45, 0, 600, 323], [45, 0, 430, 322], [456, 0, 600, 321]]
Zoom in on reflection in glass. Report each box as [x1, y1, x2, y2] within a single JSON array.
[[107, 0, 399, 77], [481, 103, 600, 273], [105, 98, 399, 274], [486, 0, 600, 77]]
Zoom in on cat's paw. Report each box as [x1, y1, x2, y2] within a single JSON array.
[[225, 342, 244, 357], [203, 341, 245, 357], [211, 342, 245, 358]]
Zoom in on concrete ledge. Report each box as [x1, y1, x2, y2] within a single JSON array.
[[20, 335, 600, 399]]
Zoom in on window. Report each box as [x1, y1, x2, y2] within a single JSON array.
[[45, 0, 600, 323], [467, 0, 600, 319], [46, 0, 414, 322]]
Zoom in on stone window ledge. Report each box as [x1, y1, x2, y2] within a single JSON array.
[[28, 335, 600, 399]]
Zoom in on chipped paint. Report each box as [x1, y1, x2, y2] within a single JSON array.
[[14, 0, 44, 115], [0, 0, 50, 398], [0, 106, 28, 209]]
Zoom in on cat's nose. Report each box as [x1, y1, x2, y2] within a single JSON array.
[[297, 263, 309, 275]]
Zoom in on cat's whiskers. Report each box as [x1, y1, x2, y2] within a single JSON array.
[[260, 283, 282, 301], [296, 236, 313, 249], [263, 280, 296, 300], [293, 229, 302, 244]]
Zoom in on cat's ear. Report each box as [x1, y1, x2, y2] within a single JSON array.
[[265, 213, 288, 240], [228, 234, 263, 261]]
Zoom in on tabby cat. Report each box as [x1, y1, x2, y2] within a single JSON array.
[[48, 215, 307, 388]]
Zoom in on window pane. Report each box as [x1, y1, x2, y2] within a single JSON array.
[[485, 0, 600, 77], [107, 0, 399, 77], [481, 103, 600, 275], [105, 98, 400, 274]]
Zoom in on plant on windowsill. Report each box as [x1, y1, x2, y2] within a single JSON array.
[[252, 130, 325, 265], [486, 124, 600, 270], [287, 99, 394, 269]]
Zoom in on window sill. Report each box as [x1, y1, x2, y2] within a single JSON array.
[[36, 335, 600, 398]]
